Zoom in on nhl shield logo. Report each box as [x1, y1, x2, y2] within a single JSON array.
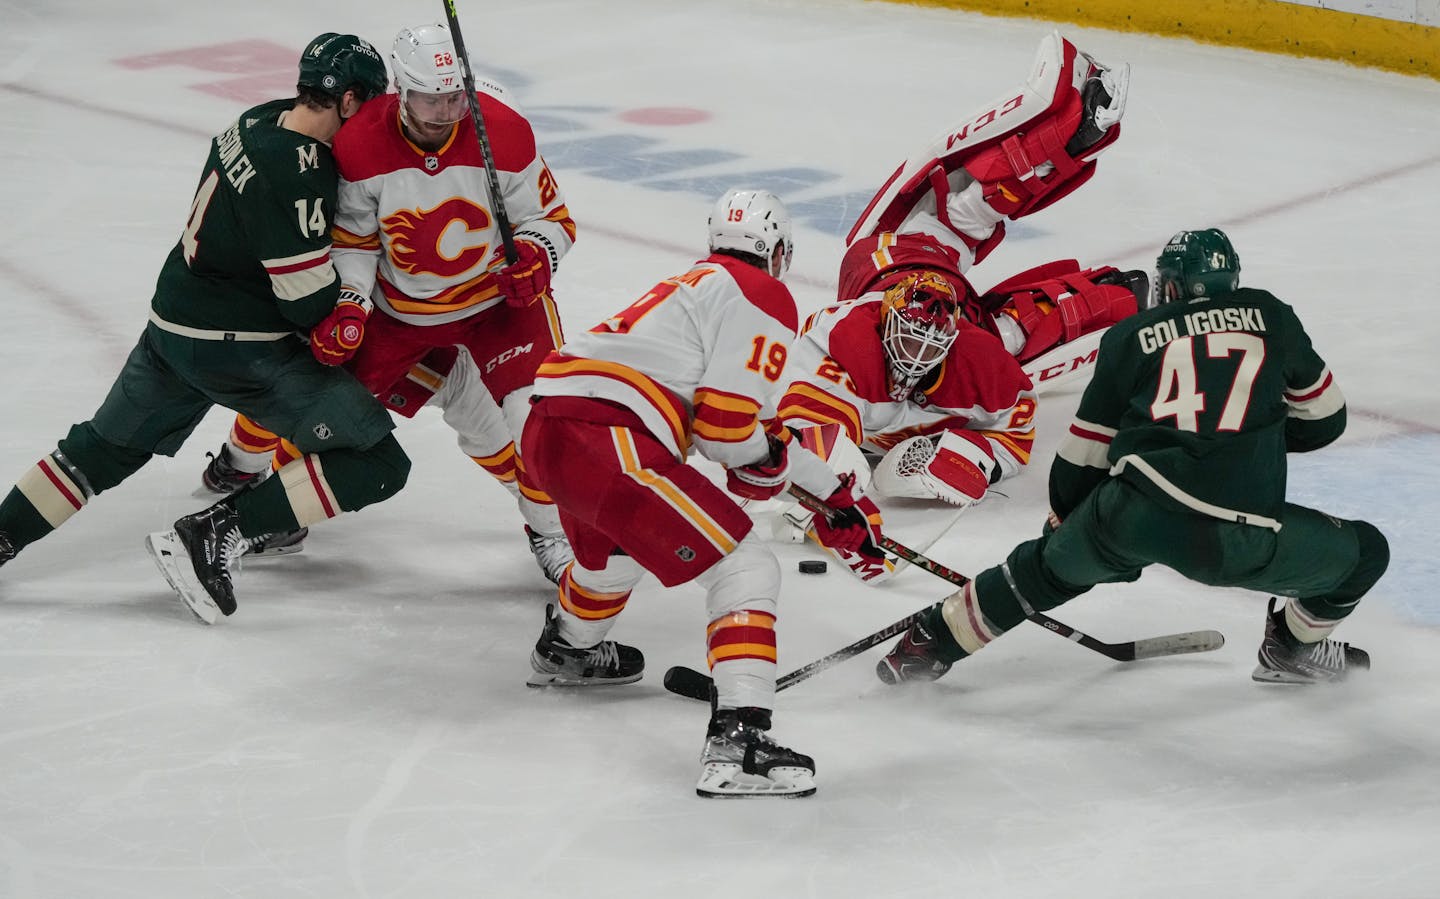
[[387, 393, 407, 409], [424, 156, 440, 171], [313, 423, 333, 440], [675, 545, 696, 562]]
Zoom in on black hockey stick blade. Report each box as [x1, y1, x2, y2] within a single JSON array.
[[662, 665, 714, 702]]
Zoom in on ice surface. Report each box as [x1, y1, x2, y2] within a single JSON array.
[[2, 0, 1438, 896]]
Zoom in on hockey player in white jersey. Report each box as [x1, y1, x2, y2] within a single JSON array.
[[520, 190, 885, 797], [198, 22, 576, 582]]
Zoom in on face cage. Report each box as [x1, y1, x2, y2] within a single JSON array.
[[883, 315, 957, 400]]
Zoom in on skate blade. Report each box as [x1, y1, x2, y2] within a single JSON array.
[[146, 531, 219, 625], [1251, 664, 1328, 685], [696, 763, 816, 799], [525, 671, 643, 688], [247, 542, 305, 559]]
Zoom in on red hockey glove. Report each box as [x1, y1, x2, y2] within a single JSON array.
[[726, 437, 790, 502], [811, 473, 885, 557], [309, 293, 369, 366], [496, 240, 551, 308]]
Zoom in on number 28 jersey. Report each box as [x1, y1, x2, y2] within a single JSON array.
[[1051, 287, 1347, 526], [151, 99, 343, 337]]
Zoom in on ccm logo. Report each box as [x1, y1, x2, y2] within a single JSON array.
[[485, 343, 534, 372]]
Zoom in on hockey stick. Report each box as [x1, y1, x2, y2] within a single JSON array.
[[441, 0, 516, 266], [662, 611, 927, 702], [662, 486, 1224, 701]]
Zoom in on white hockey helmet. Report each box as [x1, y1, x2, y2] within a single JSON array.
[[391, 24, 469, 126], [708, 189, 793, 280], [880, 270, 961, 400]]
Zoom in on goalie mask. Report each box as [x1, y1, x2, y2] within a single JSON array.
[[392, 24, 469, 128], [1154, 229, 1240, 304], [708, 189, 793, 280], [880, 271, 961, 400]]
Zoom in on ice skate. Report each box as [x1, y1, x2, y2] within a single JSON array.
[[876, 602, 960, 685], [1065, 55, 1129, 156], [525, 526, 573, 585], [147, 500, 248, 624], [527, 603, 643, 686], [0, 530, 15, 568], [1252, 598, 1369, 684], [696, 707, 816, 799], [199, 445, 268, 496]]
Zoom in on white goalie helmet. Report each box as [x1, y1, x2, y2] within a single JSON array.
[[708, 189, 793, 280], [391, 24, 469, 126]]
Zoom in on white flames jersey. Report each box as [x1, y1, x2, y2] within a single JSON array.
[[531, 255, 799, 467], [330, 91, 576, 326]]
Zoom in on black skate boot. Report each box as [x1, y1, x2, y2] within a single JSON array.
[[525, 526, 574, 585], [1096, 268, 1154, 311], [697, 707, 816, 799], [526, 603, 644, 687], [146, 499, 248, 624], [1253, 597, 1369, 684], [1065, 56, 1129, 157], [0, 530, 15, 568], [876, 602, 966, 685], [245, 527, 309, 558], [200, 445, 268, 495]]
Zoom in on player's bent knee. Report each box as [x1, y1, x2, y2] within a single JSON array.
[[1335, 519, 1389, 602], [58, 423, 150, 494], [365, 434, 411, 502]]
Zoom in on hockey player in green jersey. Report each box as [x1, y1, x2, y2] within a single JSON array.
[[876, 229, 1389, 685], [0, 34, 407, 625]]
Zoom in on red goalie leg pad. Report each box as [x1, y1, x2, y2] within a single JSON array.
[[986, 264, 1139, 363]]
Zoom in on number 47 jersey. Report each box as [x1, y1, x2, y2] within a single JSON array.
[[151, 99, 343, 337], [1051, 287, 1347, 526], [531, 254, 799, 469]]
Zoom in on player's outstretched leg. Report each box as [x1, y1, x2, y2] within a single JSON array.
[[1252, 597, 1369, 684], [526, 603, 644, 687], [697, 706, 816, 799]]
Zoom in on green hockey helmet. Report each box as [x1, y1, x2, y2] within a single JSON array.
[[1154, 229, 1240, 304], [297, 33, 388, 103]]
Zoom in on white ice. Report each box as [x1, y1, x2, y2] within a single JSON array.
[[2, 0, 1439, 896]]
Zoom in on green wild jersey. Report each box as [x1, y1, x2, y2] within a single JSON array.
[[150, 99, 341, 336], [1050, 287, 1346, 525]]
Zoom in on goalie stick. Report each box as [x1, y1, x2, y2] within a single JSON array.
[[442, 0, 516, 266], [662, 485, 1225, 701]]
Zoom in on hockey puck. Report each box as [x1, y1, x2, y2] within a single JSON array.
[[798, 560, 828, 574]]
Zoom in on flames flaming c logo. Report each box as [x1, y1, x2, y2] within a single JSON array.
[[383, 198, 493, 278]]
